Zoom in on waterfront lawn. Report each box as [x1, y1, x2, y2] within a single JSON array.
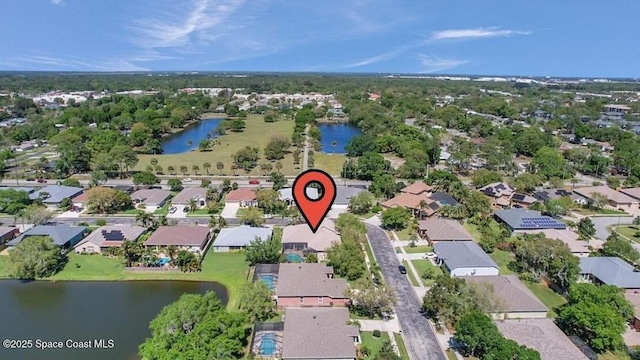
[[135, 115, 303, 176], [50, 252, 250, 310], [403, 245, 433, 254], [489, 249, 515, 275], [524, 281, 566, 317], [360, 331, 391, 359], [314, 153, 346, 176]]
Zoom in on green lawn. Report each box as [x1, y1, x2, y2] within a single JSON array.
[[394, 227, 415, 241], [314, 153, 347, 176], [187, 209, 213, 216], [614, 225, 640, 242], [446, 349, 458, 360], [365, 239, 376, 263], [393, 333, 410, 360], [402, 260, 420, 287], [489, 249, 515, 275], [0, 256, 8, 278], [14, 251, 249, 310], [117, 208, 141, 215], [360, 331, 391, 359], [154, 203, 171, 215], [463, 222, 482, 241], [395, 247, 402, 254], [411, 259, 442, 285], [135, 115, 309, 176], [403, 245, 433, 254], [524, 281, 567, 317]]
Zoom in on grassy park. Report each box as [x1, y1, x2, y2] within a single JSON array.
[[0, 251, 250, 310]]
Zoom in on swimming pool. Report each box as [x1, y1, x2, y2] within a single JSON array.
[[286, 253, 303, 263], [260, 334, 277, 355], [259, 274, 277, 290], [157, 257, 170, 265]]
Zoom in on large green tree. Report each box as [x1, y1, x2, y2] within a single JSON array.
[[8, 236, 67, 280], [239, 281, 276, 322], [380, 208, 410, 231], [138, 292, 249, 360], [245, 234, 281, 266]]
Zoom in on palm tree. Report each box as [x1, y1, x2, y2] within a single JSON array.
[[216, 161, 224, 175], [230, 164, 237, 176], [331, 140, 337, 153], [122, 240, 143, 267], [150, 158, 158, 167], [166, 245, 178, 267], [570, 178, 579, 188], [192, 165, 200, 175], [187, 198, 198, 212], [146, 165, 154, 173], [167, 165, 175, 175], [418, 200, 428, 220], [135, 211, 154, 227], [206, 188, 219, 202], [154, 165, 163, 174], [187, 139, 193, 149], [203, 162, 211, 175], [275, 162, 283, 173], [180, 165, 188, 175]]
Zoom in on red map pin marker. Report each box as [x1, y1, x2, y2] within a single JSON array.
[[292, 169, 337, 233]]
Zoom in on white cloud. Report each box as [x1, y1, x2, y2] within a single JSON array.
[[342, 49, 405, 68], [7, 54, 149, 72], [129, 0, 246, 49], [417, 54, 468, 73], [429, 27, 530, 42], [51, 0, 64, 5]]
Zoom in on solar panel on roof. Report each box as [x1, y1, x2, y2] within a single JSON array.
[[102, 230, 124, 241]]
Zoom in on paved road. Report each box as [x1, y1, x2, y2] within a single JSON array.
[[591, 216, 634, 240], [0, 178, 372, 188], [365, 223, 446, 360], [2, 216, 291, 227]]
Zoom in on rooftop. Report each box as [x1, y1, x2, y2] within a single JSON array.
[[29, 185, 84, 204], [281, 308, 358, 359], [144, 226, 210, 247], [574, 186, 636, 204], [276, 263, 348, 298], [579, 257, 640, 289], [533, 188, 573, 202], [130, 188, 172, 206], [226, 187, 257, 202], [461, 275, 548, 313], [76, 225, 147, 248], [495, 319, 588, 360], [434, 241, 499, 271], [418, 219, 473, 241], [282, 219, 339, 252], [172, 187, 207, 204], [495, 208, 566, 230], [334, 186, 366, 205], [479, 182, 515, 198], [214, 226, 273, 247], [519, 229, 603, 254], [401, 181, 432, 195], [620, 187, 640, 201], [381, 192, 433, 210], [8, 225, 86, 247], [279, 187, 319, 201]]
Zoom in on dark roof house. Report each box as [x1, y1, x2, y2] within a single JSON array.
[[579, 257, 640, 289], [494, 208, 566, 231], [8, 225, 87, 249], [29, 185, 84, 205]]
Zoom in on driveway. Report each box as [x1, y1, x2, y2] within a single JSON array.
[[365, 223, 446, 360], [591, 216, 634, 240], [221, 203, 240, 218]]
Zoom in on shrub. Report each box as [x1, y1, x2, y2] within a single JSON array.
[[95, 219, 107, 226], [372, 329, 381, 338]]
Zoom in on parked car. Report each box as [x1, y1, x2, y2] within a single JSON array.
[[398, 265, 407, 274], [249, 179, 260, 185], [169, 207, 177, 214], [423, 252, 436, 259], [37, 178, 47, 183], [183, 178, 192, 182]]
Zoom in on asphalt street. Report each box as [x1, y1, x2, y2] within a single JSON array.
[[365, 223, 446, 360], [1, 216, 291, 227], [591, 216, 634, 240]]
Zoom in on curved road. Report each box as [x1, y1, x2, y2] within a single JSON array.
[[365, 223, 446, 360]]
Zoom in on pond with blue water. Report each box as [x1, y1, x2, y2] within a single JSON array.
[[317, 123, 362, 154], [161, 118, 223, 154]]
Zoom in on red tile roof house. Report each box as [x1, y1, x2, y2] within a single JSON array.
[[381, 182, 437, 219], [275, 263, 349, 309], [74, 225, 148, 254], [144, 226, 211, 255], [282, 219, 340, 261], [225, 187, 258, 207]]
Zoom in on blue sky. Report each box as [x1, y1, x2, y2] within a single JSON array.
[[1, 0, 639, 77]]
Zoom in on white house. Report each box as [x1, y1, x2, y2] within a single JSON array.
[[434, 241, 500, 277]]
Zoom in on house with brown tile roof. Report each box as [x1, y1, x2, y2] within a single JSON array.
[[281, 308, 359, 360], [282, 219, 339, 261], [495, 319, 588, 360], [0, 226, 19, 245], [74, 225, 148, 254], [144, 225, 211, 255], [225, 187, 258, 206], [461, 275, 548, 319], [417, 219, 474, 243], [401, 181, 432, 195], [274, 263, 349, 309], [575, 186, 638, 212]]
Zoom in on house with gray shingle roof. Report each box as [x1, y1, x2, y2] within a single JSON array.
[[417, 219, 473, 243], [29, 185, 84, 208], [334, 186, 366, 205], [579, 257, 640, 289], [434, 241, 500, 277], [494, 208, 567, 231], [462, 275, 548, 319], [7, 225, 87, 250], [213, 226, 273, 252], [73, 225, 148, 254]]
